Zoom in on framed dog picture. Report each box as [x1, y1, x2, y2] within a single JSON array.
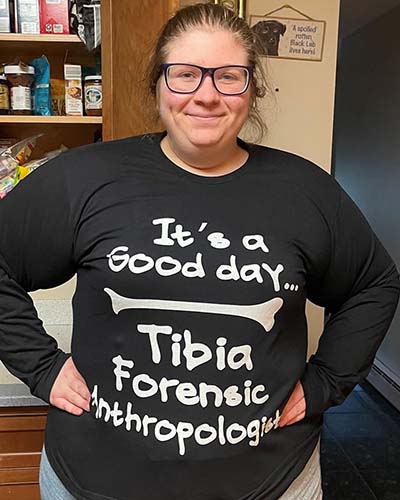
[[249, 6, 326, 62]]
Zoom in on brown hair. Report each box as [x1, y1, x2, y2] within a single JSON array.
[[146, 2, 270, 143]]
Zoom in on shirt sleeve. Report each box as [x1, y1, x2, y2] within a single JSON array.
[[301, 186, 400, 417], [0, 155, 77, 402]]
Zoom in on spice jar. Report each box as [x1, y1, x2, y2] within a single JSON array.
[[4, 65, 35, 115], [84, 75, 102, 116], [0, 75, 10, 115]]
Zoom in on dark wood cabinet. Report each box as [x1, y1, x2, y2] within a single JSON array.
[[0, 406, 47, 499]]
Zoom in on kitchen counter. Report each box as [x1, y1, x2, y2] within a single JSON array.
[[0, 384, 46, 407]]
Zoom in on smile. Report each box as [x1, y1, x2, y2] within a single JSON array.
[[187, 114, 222, 121]]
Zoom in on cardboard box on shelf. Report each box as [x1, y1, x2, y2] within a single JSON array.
[[64, 64, 83, 116], [39, 0, 69, 34], [0, 0, 11, 33], [15, 0, 40, 34]]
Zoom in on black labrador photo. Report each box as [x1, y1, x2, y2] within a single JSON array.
[[251, 20, 287, 56]]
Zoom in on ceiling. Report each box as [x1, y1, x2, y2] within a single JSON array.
[[339, 0, 400, 38]]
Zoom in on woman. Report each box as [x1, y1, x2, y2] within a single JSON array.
[[0, 4, 398, 500]]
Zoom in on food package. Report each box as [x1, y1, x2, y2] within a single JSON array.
[[15, 0, 40, 34], [1, 143, 67, 198], [30, 55, 51, 116], [18, 157, 49, 179], [0, 158, 17, 182], [39, 0, 70, 34], [8, 133, 42, 164], [0, 139, 18, 156], [0, 170, 18, 199], [15, 145, 67, 180], [0, 0, 11, 33], [0, 134, 42, 180], [64, 64, 83, 116], [50, 78, 65, 115]]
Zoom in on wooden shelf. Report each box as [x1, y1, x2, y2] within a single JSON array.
[[0, 33, 82, 43], [0, 116, 102, 124], [0, 33, 93, 58]]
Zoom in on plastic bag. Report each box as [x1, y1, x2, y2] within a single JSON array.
[[29, 55, 51, 116], [0, 170, 18, 199], [70, 0, 101, 52], [0, 134, 42, 181], [7, 134, 43, 164], [16, 145, 67, 182]]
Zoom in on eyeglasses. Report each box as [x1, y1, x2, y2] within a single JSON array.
[[161, 63, 253, 96]]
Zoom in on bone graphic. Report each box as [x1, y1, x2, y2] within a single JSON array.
[[104, 287, 283, 333]]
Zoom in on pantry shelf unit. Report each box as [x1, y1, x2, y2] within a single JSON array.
[[0, 115, 102, 124], [0, 31, 101, 157]]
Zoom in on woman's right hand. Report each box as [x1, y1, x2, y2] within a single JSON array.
[[49, 357, 91, 415]]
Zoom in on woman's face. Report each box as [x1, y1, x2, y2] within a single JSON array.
[[158, 29, 251, 155]]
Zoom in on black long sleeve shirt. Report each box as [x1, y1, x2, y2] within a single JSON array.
[[0, 133, 399, 500]]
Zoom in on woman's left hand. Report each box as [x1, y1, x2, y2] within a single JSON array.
[[278, 380, 306, 427]]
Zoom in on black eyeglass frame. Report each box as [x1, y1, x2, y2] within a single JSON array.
[[160, 63, 254, 96]]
